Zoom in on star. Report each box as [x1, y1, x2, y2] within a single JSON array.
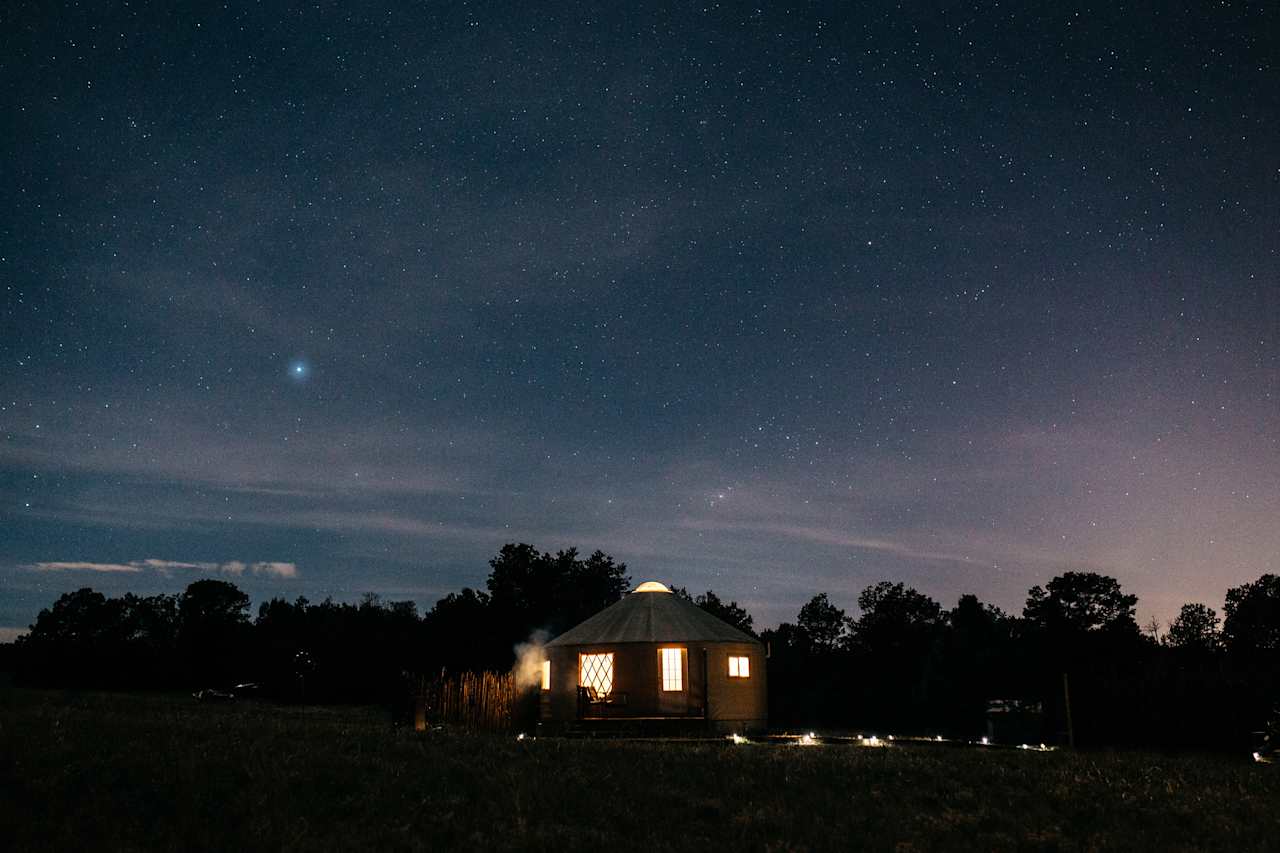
[[289, 360, 309, 381]]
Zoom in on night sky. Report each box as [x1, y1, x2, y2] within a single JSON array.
[[2, 2, 1277, 641]]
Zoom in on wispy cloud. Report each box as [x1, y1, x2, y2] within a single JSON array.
[[30, 561, 143, 574], [677, 518, 981, 567], [28, 559, 299, 578], [249, 561, 299, 579], [0, 406, 492, 501], [138, 559, 222, 573]]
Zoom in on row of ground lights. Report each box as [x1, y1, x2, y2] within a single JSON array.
[[725, 732, 1055, 752]]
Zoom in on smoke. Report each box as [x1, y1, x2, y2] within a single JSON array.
[[512, 629, 551, 689]]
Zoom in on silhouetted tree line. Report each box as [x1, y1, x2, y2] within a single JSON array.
[[762, 572, 1280, 751], [9, 547, 1279, 749], [10, 545, 629, 704]]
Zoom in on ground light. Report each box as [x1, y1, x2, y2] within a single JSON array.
[[769, 732, 1060, 752]]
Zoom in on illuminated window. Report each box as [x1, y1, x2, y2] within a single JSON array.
[[541, 660, 550, 691], [579, 653, 614, 698], [728, 656, 750, 678], [660, 647, 684, 691]]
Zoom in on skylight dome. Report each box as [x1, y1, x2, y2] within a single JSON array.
[[633, 581, 672, 593]]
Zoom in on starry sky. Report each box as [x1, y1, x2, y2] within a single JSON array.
[[2, 1, 1277, 641]]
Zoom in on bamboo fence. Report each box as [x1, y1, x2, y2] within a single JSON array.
[[410, 669, 517, 732]]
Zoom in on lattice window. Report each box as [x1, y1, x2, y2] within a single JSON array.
[[579, 653, 614, 698], [541, 660, 550, 691], [728, 656, 750, 678], [660, 647, 684, 691]]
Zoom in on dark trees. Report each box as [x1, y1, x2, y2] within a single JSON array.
[[485, 544, 630, 653], [421, 588, 504, 672], [847, 582, 946, 732], [117, 592, 181, 683], [570, 550, 632, 627], [759, 593, 850, 728], [15, 553, 1280, 751], [1022, 572, 1148, 747], [1023, 571, 1139, 637], [16, 588, 182, 686], [796, 593, 849, 652], [179, 579, 250, 629], [949, 594, 1011, 644], [1221, 575, 1280, 740], [852, 581, 944, 652], [31, 587, 113, 643], [253, 594, 424, 702], [414, 543, 631, 674], [18, 588, 114, 685], [936, 594, 1018, 733], [178, 579, 251, 684], [671, 587, 756, 636], [1167, 603, 1222, 652], [1223, 574, 1280, 660], [255, 595, 313, 697], [13, 544, 633, 695]]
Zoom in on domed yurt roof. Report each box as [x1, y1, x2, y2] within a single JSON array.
[[547, 581, 758, 646]]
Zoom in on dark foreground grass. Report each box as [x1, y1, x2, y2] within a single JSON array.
[[2, 688, 1277, 852]]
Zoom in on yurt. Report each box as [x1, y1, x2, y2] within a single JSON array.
[[538, 581, 767, 734]]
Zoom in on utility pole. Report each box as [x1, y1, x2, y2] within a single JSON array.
[[1062, 672, 1076, 749]]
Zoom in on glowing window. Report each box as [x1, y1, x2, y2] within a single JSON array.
[[728, 656, 750, 678], [579, 653, 614, 698], [541, 660, 550, 691], [660, 647, 684, 691]]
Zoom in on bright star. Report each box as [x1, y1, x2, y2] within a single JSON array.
[[289, 360, 309, 380]]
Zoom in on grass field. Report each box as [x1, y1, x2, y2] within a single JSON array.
[[2, 688, 1277, 851]]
